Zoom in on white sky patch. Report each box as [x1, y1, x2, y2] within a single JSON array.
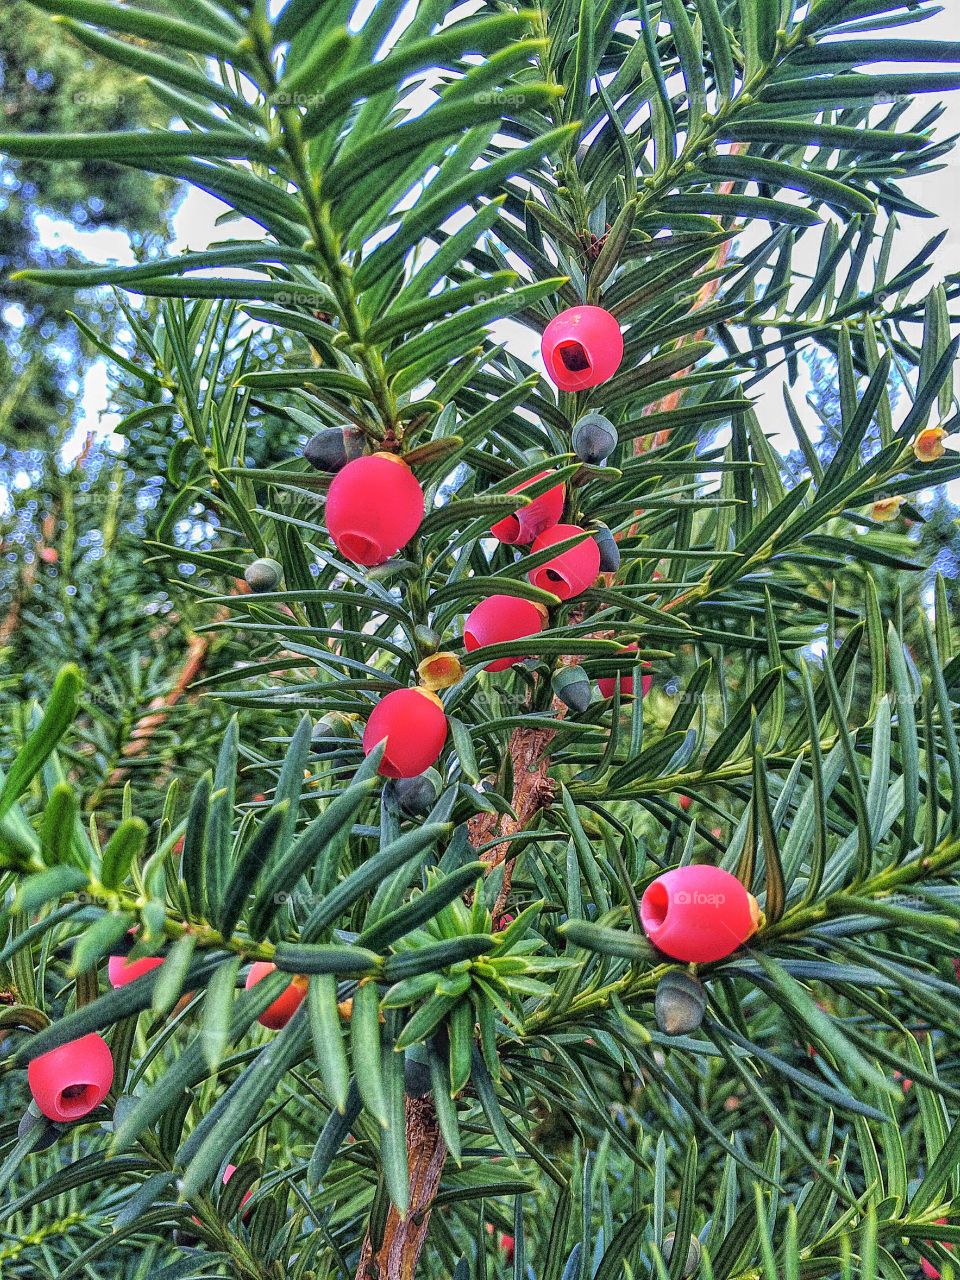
[[34, 212, 138, 266]]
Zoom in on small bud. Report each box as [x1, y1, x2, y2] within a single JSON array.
[[303, 426, 364, 472], [311, 712, 357, 757], [18, 1103, 61, 1151], [573, 412, 618, 465], [655, 970, 706, 1036], [392, 770, 439, 817], [663, 1232, 701, 1277], [244, 557, 282, 593], [403, 1048, 433, 1098], [552, 665, 592, 713], [414, 624, 442, 655], [594, 525, 621, 573]]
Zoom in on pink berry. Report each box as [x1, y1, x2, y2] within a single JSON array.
[[640, 866, 760, 964], [362, 688, 447, 779], [191, 1162, 255, 1227], [326, 454, 424, 566], [527, 524, 600, 601], [223, 1163, 254, 1216], [490, 471, 564, 545], [245, 962, 308, 1030], [597, 644, 652, 699], [541, 305, 624, 391], [464, 596, 546, 672], [922, 1221, 951, 1279], [107, 953, 165, 988], [28, 1033, 114, 1122]]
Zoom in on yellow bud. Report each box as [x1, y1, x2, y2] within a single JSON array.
[[913, 426, 947, 463], [417, 652, 464, 691], [870, 496, 904, 522]]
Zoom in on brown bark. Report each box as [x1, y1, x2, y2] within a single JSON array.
[[468, 720, 561, 916], [354, 720, 563, 1280], [353, 1096, 449, 1280], [106, 583, 243, 786]]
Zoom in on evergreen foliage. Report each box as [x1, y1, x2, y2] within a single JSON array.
[[2, 2, 960, 1278]]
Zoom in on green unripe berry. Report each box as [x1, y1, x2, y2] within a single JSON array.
[[552, 665, 592, 714], [18, 1103, 60, 1150], [415, 624, 442, 655], [303, 426, 364, 473], [654, 970, 706, 1036], [244, 558, 282, 593], [403, 1047, 433, 1097], [663, 1232, 701, 1277], [572, 413, 618, 465], [392, 769, 440, 817], [311, 712, 358, 758], [594, 526, 621, 573]]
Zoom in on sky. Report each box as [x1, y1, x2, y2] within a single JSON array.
[[37, 5, 959, 470]]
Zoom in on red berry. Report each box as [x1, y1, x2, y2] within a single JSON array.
[[922, 1221, 951, 1279], [362, 688, 447, 778], [107, 953, 165, 988], [490, 471, 564, 545], [326, 454, 424, 566], [527, 524, 600, 601], [223, 1163, 254, 1216], [245, 962, 308, 1030], [597, 645, 652, 699], [541, 305, 624, 391], [678, 794, 692, 812], [191, 1163, 255, 1228], [464, 596, 546, 672], [640, 866, 760, 964], [28, 1033, 114, 1122], [500, 1234, 515, 1263]]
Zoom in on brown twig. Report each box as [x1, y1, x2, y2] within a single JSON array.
[[105, 585, 241, 786], [354, 1096, 449, 1280]]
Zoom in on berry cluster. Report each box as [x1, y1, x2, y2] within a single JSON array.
[[24, 304, 757, 1143], [291, 306, 639, 782]]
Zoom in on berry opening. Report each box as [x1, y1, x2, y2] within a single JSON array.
[[337, 530, 382, 564], [557, 341, 591, 373], [542, 567, 573, 598], [57, 1083, 98, 1118], [494, 513, 522, 544], [643, 881, 670, 930], [464, 628, 479, 651]]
